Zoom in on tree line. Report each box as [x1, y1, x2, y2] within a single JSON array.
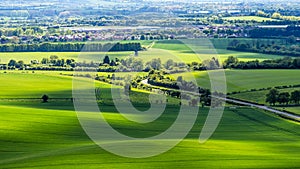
[[266, 88, 300, 106], [248, 26, 300, 38], [224, 56, 300, 69], [0, 42, 142, 52], [227, 39, 300, 57], [94, 70, 214, 107]]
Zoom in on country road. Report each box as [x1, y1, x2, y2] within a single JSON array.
[[219, 97, 300, 122], [141, 79, 300, 122]]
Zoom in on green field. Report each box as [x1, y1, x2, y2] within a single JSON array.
[[0, 71, 299, 168], [174, 69, 300, 93], [1, 39, 300, 168], [152, 39, 285, 63], [284, 107, 300, 116], [0, 39, 288, 65], [0, 51, 133, 64]]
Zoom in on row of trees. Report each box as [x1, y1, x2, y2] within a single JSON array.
[[248, 26, 300, 38], [5, 55, 76, 69], [224, 56, 300, 69], [266, 89, 300, 105], [0, 27, 44, 37], [4, 52, 220, 73], [228, 40, 300, 57], [0, 42, 142, 52]]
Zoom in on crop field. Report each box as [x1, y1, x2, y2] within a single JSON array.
[[174, 69, 300, 93], [152, 39, 286, 62], [0, 71, 299, 168], [0, 40, 299, 168], [0, 39, 289, 65]]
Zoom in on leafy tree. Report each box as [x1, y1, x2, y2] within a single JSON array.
[[103, 55, 110, 64], [290, 90, 300, 104], [147, 58, 161, 70], [203, 58, 220, 70], [110, 60, 116, 66], [271, 12, 281, 19], [200, 93, 211, 107], [224, 56, 238, 68], [287, 35, 297, 44], [164, 59, 174, 70], [8, 59, 17, 67], [111, 73, 116, 80], [277, 92, 290, 105], [256, 10, 268, 17], [176, 76, 183, 82], [266, 88, 279, 105], [132, 59, 143, 71], [42, 94, 49, 103], [16, 60, 24, 68]]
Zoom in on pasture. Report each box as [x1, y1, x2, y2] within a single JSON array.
[[0, 71, 299, 168]]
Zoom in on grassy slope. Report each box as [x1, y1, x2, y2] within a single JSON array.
[[0, 72, 299, 168], [174, 69, 300, 93]]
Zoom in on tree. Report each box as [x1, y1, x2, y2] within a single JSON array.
[[41, 58, 49, 64], [271, 12, 281, 19], [287, 35, 296, 44], [8, 59, 17, 67], [177, 76, 183, 83], [103, 55, 110, 64], [256, 10, 268, 17], [203, 58, 220, 70], [266, 88, 279, 105], [110, 60, 116, 66], [111, 73, 116, 80], [277, 92, 290, 105], [224, 56, 238, 68], [42, 94, 49, 103], [147, 58, 161, 70], [16, 60, 24, 69], [50, 55, 59, 60], [164, 59, 174, 70], [291, 90, 300, 104], [134, 50, 139, 56]]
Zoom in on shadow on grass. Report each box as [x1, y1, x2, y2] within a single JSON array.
[[1, 89, 299, 142]]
